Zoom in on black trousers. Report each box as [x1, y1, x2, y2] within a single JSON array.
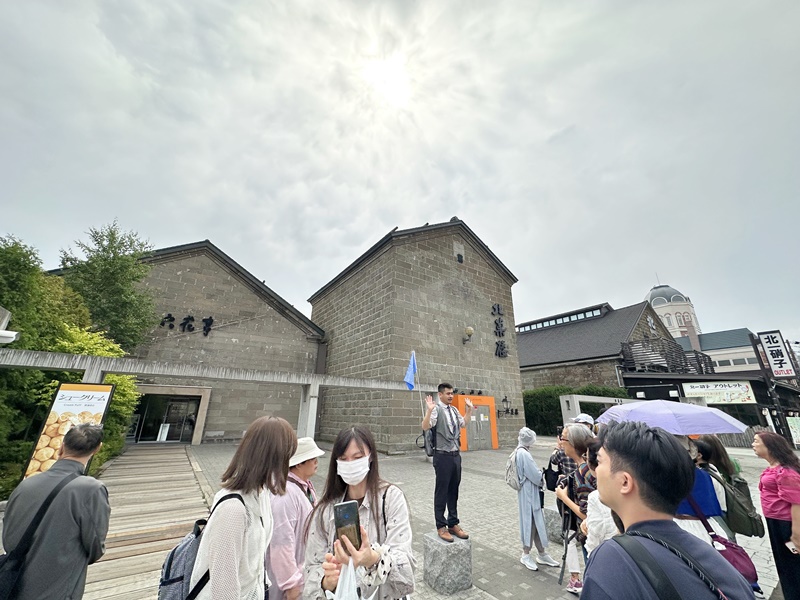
[[766, 517, 800, 600], [433, 451, 461, 529]]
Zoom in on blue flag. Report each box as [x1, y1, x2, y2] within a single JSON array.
[[404, 351, 417, 390]]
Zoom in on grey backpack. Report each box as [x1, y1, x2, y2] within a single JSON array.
[[158, 493, 244, 600]]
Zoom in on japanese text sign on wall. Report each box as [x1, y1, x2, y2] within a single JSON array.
[[24, 383, 115, 479], [683, 381, 756, 404], [492, 303, 508, 358], [758, 330, 796, 379]]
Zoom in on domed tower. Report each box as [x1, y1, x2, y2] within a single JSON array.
[[645, 284, 702, 339]]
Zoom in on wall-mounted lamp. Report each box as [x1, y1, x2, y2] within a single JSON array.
[[771, 409, 778, 416], [636, 391, 646, 399], [477, 390, 483, 395], [453, 388, 459, 394], [497, 396, 514, 419], [462, 326, 475, 344], [469, 389, 475, 395]]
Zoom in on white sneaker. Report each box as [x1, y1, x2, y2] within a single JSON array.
[[520, 554, 539, 571], [536, 553, 560, 567]]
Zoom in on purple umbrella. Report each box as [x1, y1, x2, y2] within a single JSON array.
[[597, 400, 748, 435]]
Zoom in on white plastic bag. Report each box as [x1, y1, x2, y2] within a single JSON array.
[[324, 558, 378, 600]]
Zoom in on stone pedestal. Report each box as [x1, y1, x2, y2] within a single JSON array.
[[423, 531, 472, 594], [544, 506, 564, 542]]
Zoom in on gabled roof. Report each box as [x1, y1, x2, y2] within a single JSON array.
[[308, 218, 517, 303], [517, 301, 650, 368], [52, 240, 324, 339], [674, 328, 753, 352]]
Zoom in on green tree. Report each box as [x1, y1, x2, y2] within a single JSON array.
[[0, 237, 93, 496], [60, 221, 157, 353], [46, 325, 141, 473]]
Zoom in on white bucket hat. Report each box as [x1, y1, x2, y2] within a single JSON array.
[[290, 437, 325, 467], [572, 413, 595, 425]]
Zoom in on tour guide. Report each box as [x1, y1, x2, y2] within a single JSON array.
[[422, 382, 474, 542]]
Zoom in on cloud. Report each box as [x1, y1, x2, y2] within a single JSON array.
[[2, 0, 799, 339]]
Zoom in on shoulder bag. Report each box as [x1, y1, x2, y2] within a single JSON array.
[[0, 472, 80, 599]]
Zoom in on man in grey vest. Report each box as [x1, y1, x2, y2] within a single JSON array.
[[3, 423, 110, 600], [422, 382, 474, 542]]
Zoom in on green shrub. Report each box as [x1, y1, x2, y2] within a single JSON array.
[[523, 386, 573, 436], [522, 384, 632, 434]]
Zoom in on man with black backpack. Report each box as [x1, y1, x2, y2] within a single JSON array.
[[2, 424, 109, 600], [582, 421, 754, 600]]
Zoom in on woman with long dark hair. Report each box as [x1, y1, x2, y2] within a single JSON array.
[[698, 434, 740, 484], [190, 416, 297, 600], [303, 426, 414, 600], [753, 431, 800, 600]]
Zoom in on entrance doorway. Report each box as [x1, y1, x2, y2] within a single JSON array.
[[130, 394, 200, 443]]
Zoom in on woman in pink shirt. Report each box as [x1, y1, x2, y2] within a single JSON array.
[[265, 437, 325, 600], [753, 431, 800, 600]]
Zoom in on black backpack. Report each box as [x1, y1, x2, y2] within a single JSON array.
[[415, 424, 436, 457]]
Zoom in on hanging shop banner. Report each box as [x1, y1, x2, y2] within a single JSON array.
[[24, 382, 115, 479], [787, 417, 800, 449], [758, 330, 797, 379], [683, 381, 756, 404]]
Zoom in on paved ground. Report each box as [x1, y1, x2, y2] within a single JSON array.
[[190, 437, 786, 599]]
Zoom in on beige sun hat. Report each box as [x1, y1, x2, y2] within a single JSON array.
[[290, 437, 325, 467]]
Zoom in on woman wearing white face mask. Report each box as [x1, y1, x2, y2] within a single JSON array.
[[303, 426, 415, 600]]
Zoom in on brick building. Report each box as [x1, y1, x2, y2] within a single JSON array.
[[516, 300, 704, 391], [129, 241, 324, 443], [309, 219, 526, 452], [99, 219, 524, 451]]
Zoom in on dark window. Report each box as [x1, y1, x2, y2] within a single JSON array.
[[717, 359, 731, 367], [732, 358, 747, 365]]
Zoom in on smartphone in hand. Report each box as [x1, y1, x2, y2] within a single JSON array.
[[334, 500, 361, 554]]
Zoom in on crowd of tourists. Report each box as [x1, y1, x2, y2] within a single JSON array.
[[510, 412, 800, 599], [3, 390, 800, 600]]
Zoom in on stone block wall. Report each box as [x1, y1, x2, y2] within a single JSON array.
[[520, 358, 622, 390], [312, 227, 525, 452], [133, 250, 320, 439]]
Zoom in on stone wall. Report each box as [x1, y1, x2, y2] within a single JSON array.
[[312, 227, 525, 453], [520, 358, 621, 390], [134, 250, 320, 439]]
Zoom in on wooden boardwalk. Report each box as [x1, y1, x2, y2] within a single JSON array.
[[84, 445, 209, 600]]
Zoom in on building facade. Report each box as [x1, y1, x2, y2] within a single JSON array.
[[309, 219, 526, 452], [130, 241, 324, 443], [516, 302, 683, 390], [645, 284, 702, 341]]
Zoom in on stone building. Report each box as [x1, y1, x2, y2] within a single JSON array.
[[50, 219, 525, 451], [516, 300, 700, 391], [129, 241, 325, 443], [309, 219, 526, 452]]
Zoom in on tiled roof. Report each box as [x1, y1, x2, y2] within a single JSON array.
[[517, 301, 649, 368], [674, 328, 753, 352]]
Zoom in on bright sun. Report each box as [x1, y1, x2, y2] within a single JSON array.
[[362, 54, 411, 109]]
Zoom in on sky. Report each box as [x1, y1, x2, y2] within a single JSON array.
[[2, 1, 799, 341]]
